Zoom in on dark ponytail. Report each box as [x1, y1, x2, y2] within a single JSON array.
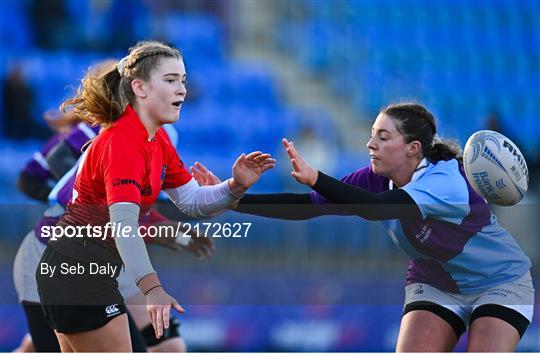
[[382, 102, 462, 164], [427, 140, 463, 164]]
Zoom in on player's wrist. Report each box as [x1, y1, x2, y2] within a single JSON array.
[[308, 170, 319, 187], [227, 178, 247, 199], [137, 272, 161, 295]]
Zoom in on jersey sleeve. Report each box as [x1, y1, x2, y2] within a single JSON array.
[[401, 160, 470, 223], [103, 136, 146, 206], [161, 141, 192, 190], [308, 167, 378, 215], [310, 166, 382, 205]]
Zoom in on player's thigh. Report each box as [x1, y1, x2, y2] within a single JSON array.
[[58, 313, 131, 352], [467, 315, 520, 352], [397, 309, 458, 352], [54, 332, 74, 352]]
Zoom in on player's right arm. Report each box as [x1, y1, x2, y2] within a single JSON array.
[[103, 136, 182, 339]]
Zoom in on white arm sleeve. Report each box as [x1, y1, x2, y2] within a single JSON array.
[[164, 179, 237, 218], [109, 202, 156, 284]]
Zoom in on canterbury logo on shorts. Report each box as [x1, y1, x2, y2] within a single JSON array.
[[105, 304, 120, 317]]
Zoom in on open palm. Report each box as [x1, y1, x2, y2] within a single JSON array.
[[232, 151, 276, 188]]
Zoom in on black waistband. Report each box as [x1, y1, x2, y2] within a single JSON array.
[[49, 236, 122, 265]]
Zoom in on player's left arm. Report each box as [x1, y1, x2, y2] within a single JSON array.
[[311, 171, 421, 220]]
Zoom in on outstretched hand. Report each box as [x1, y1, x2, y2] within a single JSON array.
[[282, 138, 318, 186], [231, 151, 276, 190], [190, 161, 222, 186]]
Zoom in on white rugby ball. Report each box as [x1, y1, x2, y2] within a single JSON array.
[[463, 130, 529, 206]]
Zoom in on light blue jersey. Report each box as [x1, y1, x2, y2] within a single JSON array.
[[312, 158, 532, 294]]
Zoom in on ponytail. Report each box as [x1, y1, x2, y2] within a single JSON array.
[[61, 65, 124, 127], [426, 139, 463, 164]]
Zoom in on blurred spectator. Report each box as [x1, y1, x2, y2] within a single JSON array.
[[29, 0, 72, 49], [102, 0, 139, 52], [2, 65, 47, 139], [485, 111, 502, 132], [294, 124, 338, 176]]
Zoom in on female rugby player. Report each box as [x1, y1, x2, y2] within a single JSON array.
[[36, 40, 275, 352], [192, 103, 534, 352]]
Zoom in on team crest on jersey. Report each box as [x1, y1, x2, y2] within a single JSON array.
[[141, 184, 152, 196], [161, 164, 167, 182]]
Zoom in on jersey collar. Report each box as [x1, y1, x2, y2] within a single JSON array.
[[119, 104, 151, 141], [389, 157, 430, 190]]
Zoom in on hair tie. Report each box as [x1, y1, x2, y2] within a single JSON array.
[[117, 56, 129, 77]]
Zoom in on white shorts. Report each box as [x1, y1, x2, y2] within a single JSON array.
[[13, 231, 139, 303], [404, 271, 535, 337]]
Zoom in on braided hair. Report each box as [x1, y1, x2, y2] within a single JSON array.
[[62, 41, 182, 127]]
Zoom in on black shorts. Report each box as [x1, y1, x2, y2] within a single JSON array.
[[36, 240, 126, 333], [22, 301, 147, 352]]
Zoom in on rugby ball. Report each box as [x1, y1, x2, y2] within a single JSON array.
[[463, 130, 528, 206]]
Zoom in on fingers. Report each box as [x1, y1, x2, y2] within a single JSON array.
[[244, 151, 263, 160], [283, 140, 297, 160], [200, 244, 213, 258], [163, 306, 170, 330], [198, 243, 214, 261], [205, 237, 216, 250], [290, 158, 301, 173], [172, 299, 185, 313], [149, 308, 156, 328], [282, 138, 290, 149], [288, 141, 299, 155], [190, 166, 207, 185], [234, 153, 246, 167], [261, 162, 276, 173], [155, 307, 164, 338], [194, 161, 210, 175], [194, 246, 208, 261]]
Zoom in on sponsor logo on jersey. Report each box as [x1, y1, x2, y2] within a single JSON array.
[[141, 184, 152, 196], [413, 285, 424, 295], [112, 178, 142, 190]]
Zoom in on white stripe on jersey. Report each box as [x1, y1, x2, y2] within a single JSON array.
[[32, 151, 50, 171], [77, 122, 98, 139]]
